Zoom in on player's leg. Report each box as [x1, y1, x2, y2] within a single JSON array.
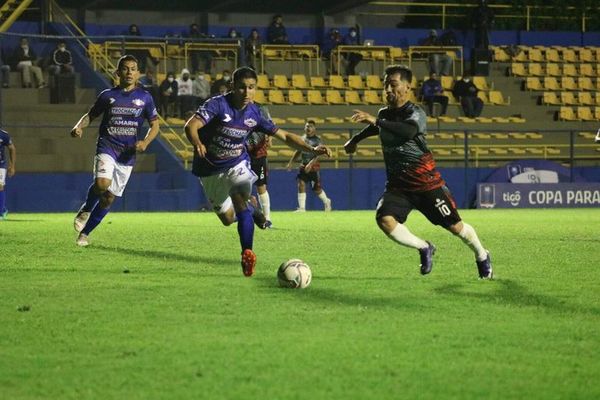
[[0, 168, 7, 219], [199, 174, 237, 226], [311, 172, 331, 211], [296, 172, 307, 212], [75, 154, 114, 232], [376, 191, 434, 274], [254, 157, 272, 227], [448, 221, 492, 279]]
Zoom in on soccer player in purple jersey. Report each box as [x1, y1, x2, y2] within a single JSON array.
[[344, 64, 492, 279], [184, 66, 331, 277], [70, 55, 160, 246], [0, 128, 16, 220]]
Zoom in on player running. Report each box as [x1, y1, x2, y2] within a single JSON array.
[[344, 64, 492, 279], [71, 55, 160, 246], [0, 128, 16, 220], [184, 66, 330, 277]]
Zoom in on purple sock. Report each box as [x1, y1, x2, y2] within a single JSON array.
[[81, 184, 101, 212], [0, 190, 5, 213], [81, 204, 110, 235], [236, 208, 254, 250]]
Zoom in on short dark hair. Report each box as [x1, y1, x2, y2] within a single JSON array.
[[232, 66, 257, 83], [117, 54, 139, 70], [384, 64, 412, 83], [306, 119, 316, 126]]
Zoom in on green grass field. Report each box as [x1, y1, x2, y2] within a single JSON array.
[[1, 209, 599, 399]]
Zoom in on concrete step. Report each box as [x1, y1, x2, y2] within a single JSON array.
[[0, 87, 96, 106], [16, 153, 156, 173]]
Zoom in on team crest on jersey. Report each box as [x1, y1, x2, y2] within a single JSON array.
[[244, 118, 257, 127], [132, 99, 145, 107], [109, 98, 116, 104], [223, 113, 232, 122]]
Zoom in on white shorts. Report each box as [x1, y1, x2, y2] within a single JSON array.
[[93, 153, 133, 197], [0, 168, 6, 186], [200, 159, 257, 214]]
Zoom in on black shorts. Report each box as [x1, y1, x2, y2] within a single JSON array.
[[251, 157, 268, 186], [375, 185, 462, 228], [297, 169, 321, 191]]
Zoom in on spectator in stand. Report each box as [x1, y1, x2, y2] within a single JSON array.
[[226, 28, 240, 39], [342, 27, 363, 75], [421, 72, 448, 116], [245, 28, 261, 69], [0, 49, 11, 88], [192, 72, 210, 108], [48, 41, 74, 76], [188, 23, 213, 75], [420, 29, 452, 76], [159, 71, 178, 118], [13, 37, 45, 88], [210, 69, 231, 95], [126, 24, 158, 73], [139, 68, 159, 105], [177, 68, 195, 118], [322, 28, 342, 75], [267, 14, 289, 44], [452, 72, 483, 118]]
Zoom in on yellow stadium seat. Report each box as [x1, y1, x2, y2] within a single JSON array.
[[577, 106, 595, 121], [288, 89, 308, 104], [579, 64, 594, 77], [307, 90, 327, 105], [543, 91, 560, 105], [391, 47, 404, 61], [477, 91, 489, 104], [272, 74, 289, 89], [257, 74, 271, 89], [310, 76, 327, 88], [473, 76, 490, 91], [561, 77, 577, 91], [595, 107, 600, 120], [543, 77, 560, 91], [268, 90, 288, 104], [562, 48, 577, 62], [345, 90, 362, 104], [492, 46, 510, 62], [525, 77, 542, 91], [577, 77, 594, 90], [559, 106, 576, 121], [263, 48, 282, 60], [562, 64, 577, 77], [527, 48, 543, 62], [291, 74, 309, 89], [328, 75, 345, 89], [578, 92, 594, 106], [545, 63, 561, 77], [347, 75, 364, 89], [560, 91, 578, 106], [440, 76, 454, 90], [326, 89, 347, 104], [489, 90, 509, 105], [544, 48, 560, 62], [366, 75, 383, 89], [579, 48, 594, 62], [363, 90, 381, 105], [254, 89, 267, 104]]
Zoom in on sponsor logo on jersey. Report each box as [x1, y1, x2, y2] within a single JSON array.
[[223, 113, 232, 122], [244, 118, 257, 127], [109, 97, 116, 104], [132, 98, 145, 107]]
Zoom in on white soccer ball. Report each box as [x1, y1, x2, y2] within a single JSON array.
[[277, 259, 312, 289]]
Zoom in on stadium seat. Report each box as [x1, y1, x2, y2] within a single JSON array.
[[545, 63, 561, 77], [543, 91, 561, 105], [577, 106, 595, 121], [473, 76, 490, 91], [257, 74, 271, 89], [291, 74, 309, 89], [440, 76, 454, 91], [543, 77, 560, 91], [595, 107, 600, 120], [528, 63, 544, 76], [489, 90, 509, 105], [577, 77, 594, 90], [363, 90, 381, 105], [344, 90, 362, 105], [347, 75, 364, 90], [254, 89, 267, 104], [561, 77, 577, 91], [560, 91, 578, 106], [391, 47, 404, 61], [288, 89, 308, 104], [326, 89, 347, 104], [578, 92, 594, 106], [272, 75, 290, 89], [544, 48, 560, 62], [579, 64, 594, 77], [525, 77, 542, 91], [510, 63, 527, 77], [559, 106, 576, 121], [492, 46, 510, 62], [366, 75, 383, 89], [268, 90, 288, 104], [328, 75, 345, 89], [562, 64, 577, 77], [562, 48, 577, 62], [527, 48, 544, 62], [477, 91, 489, 104], [307, 90, 327, 105], [310, 76, 328, 88], [578, 48, 594, 62]]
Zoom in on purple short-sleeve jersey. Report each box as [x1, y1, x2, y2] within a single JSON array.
[[89, 86, 158, 166], [192, 93, 279, 177], [0, 129, 12, 168]]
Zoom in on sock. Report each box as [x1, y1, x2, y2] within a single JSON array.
[[258, 191, 271, 221], [388, 223, 428, 250], [0, 190, 5, 213], [236, 208, 254, 250], [81, 204, 110, 235], [317, 190, 329, 204], [457, 222, 488, 261], [81, 184, 101, 212], [298, 193, 306, 210]]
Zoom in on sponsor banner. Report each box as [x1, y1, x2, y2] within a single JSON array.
[[477, 183, 600, 208]]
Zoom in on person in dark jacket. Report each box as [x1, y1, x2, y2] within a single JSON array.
[[267, 15, 289, 44], [421, 72, 448, 116], [452, 72, 483, 118], [159, 71, 178, 118], [48, 41, 74, 75]]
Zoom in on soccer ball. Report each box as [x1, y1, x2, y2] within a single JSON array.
[[277, 259, 312, 289]]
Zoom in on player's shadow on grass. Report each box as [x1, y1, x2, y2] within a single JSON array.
[[92, 244, 233, 268], [434, 279, 600, 317]]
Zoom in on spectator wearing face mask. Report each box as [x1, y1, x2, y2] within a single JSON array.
[[48, 41, 74, 76], [13, 37, 45, 88], [192, 72, 210, 107], [452, 72, 483, 118], [159, 71, 178, 118], [245, 28, 261, 69], [177, 68, 195, 118], [210, 69, 231, 95], [342, 27, 363, 76]]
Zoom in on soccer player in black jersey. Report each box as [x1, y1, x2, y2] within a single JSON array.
[[344, 64, 492, 279]]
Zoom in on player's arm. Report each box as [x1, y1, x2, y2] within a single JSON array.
[[273, 128, 331, 157], [286, 150, 301, 171], [135, 119, 160, 152], [344, 109, 380, 154], [7, 142, 15, 177], [184, 115, 207, 157], [70, 113, 92, 138]]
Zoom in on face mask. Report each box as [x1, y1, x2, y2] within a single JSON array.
[[59, 46, 66, 51], [230, 32, 237, 38], [223, 75, 231, 82], [350, 31, 356, 37], [168, 77, 174, 83], [198, 75, 204, 80], [464, 78, 470, 82]]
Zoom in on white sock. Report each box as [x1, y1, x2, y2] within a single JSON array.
[[258, 191, 271, 221], [298, 192, 306, 210], [388, 223, 428, 250], [457, 222, 488, 261], [317, 190, 329, 204]]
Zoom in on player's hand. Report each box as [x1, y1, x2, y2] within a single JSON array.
[[304, 162, 313, 173], [71, 127, 83, 138], [351, 109, 376, 125], [286, 163, 292, 171], [194, 143, 207, 158], [313, 145, 331, 158], [7, 165, 15, 177], [135, 140, 149, 153], [343, 139, 357, 154]]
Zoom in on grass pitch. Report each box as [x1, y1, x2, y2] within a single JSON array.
[[1, 209, 599, 399]]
